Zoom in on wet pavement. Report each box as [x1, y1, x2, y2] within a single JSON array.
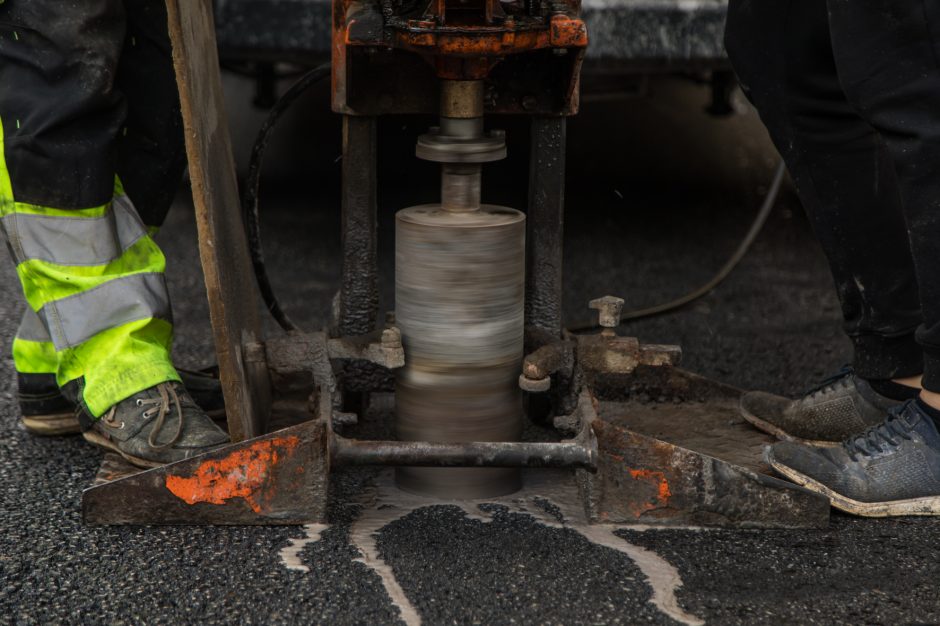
[[2, 78, 938, 624]]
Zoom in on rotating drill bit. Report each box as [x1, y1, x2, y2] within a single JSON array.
[[395, 80, 526, 498]]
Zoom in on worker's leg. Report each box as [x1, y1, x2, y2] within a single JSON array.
[[12, 308, 75, 435], [11, 0, 196, 435], [724, 0, 923, 444], [765, 0, 940, 516], [0, 2, 226, 463], [0, 1, 180, 418], [726, 0, 923, 381], [827, 0, 940, 398]]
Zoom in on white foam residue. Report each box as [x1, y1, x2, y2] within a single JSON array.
[[277, 470, 705, 626], [279, 523, 329, 572]]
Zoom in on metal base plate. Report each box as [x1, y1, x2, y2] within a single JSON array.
[[81, 366, 828, 528], [82, 419, 330, 525], [579, 367, 831, 529]]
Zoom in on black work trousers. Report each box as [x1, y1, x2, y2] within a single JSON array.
[[1, 1, 186, 411], [725, 0, 940, 391], [0, 0, 185, 223]]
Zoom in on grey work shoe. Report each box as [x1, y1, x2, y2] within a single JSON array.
[[16, 373, 77, 436], [740, 368, 901, 446], [18, 368, 225, 437], [82, 382, 229, 468], [767, 401, 940, 517]]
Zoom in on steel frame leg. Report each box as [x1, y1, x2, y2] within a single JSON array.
[[526, 116, 567, 336], [339, 115, 380, 336]]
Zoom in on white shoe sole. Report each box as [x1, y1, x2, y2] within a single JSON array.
[[768, 453, 940, 517], [21, 412, 81, 436]]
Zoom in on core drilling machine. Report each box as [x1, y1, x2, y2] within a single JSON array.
[[83, 0, 831, 528]]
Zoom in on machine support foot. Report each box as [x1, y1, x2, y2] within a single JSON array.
[[339, 114, 380, 336], [526, 116, 567, 336], [82, 419, 330, 525]]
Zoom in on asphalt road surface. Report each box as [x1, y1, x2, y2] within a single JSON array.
[[3, 79, 939, 625]]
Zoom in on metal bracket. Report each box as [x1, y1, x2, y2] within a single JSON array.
[[577, 367, 831, 528], [83, 417, 331, 525]]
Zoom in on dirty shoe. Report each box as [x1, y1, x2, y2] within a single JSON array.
[[82, 382, 229, 468], [767, 401, 940, 517], [18, 368, 225, 437], [17, 373, 79, 436], [740, 368, 900, 446]]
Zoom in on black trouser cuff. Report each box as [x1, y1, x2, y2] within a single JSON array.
[[922, 350, 940, 393], [852, 332, 923, 381]]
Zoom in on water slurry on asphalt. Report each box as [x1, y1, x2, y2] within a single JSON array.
[[281, 469, 703, 626]]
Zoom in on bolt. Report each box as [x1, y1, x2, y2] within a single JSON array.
[[333, 411, 359, 427], [381, 327, 401, 346], [521, 95, 538, 111], [589, 295, 625, 330]]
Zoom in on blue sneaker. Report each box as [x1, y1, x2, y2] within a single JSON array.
[[767, 400, 940, 517]]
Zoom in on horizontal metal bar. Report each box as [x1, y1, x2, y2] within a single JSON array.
[[332, 436, 597, 471]]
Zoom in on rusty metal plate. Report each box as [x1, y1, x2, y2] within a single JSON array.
[[579, 368, 830, 528], [82, 419, 329, 525]]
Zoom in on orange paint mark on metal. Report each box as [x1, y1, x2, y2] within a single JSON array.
[[165, 436, 301, 513], [626, 468, 671, 518]]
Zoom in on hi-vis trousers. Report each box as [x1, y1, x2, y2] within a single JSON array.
[[0, 1, 187, 417]]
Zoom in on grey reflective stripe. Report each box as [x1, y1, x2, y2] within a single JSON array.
[[38, 272, 171, 350], [0, 195, 147, 266], [16, 306, 51, 343]]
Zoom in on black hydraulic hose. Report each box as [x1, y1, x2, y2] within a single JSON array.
[[569, 159, 788, 332], [242, 63, 332, 333]]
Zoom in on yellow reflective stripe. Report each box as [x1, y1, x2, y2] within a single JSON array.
[[8, 201, 109, 218], [12, 338, 58, 375], [15, 235, 167, 311], [0, 118, 11, 212], [56, 318, 180, 417]]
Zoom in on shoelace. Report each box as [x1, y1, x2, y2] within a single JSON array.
[[843, 402, 916, 461], [802, 365, 854, 399], [102, 382, 184, 449]]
